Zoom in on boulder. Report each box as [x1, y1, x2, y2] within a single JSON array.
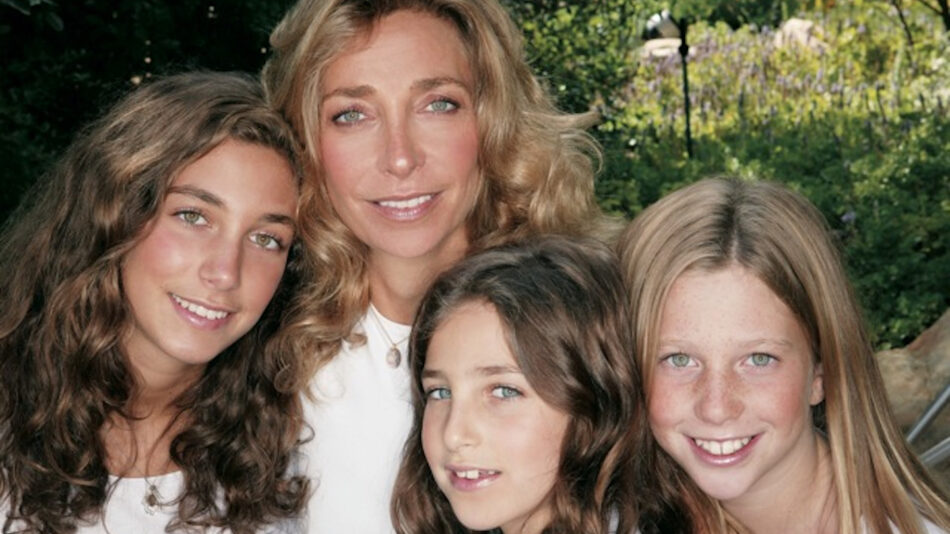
[[773, 17, 828, 52], [640, 37, 683, 59], [877, 309, 950, 462]]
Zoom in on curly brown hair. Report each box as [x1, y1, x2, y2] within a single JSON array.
[[391, 236, 649, 534], [0, 71, 313, 533]]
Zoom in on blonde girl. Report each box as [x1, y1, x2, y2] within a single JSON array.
[[619, 178, 950, 533]]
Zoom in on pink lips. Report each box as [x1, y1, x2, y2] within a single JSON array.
[[372, 193, 438, 221], [688, 434, 760, 466], [169, 294, 232, 330]]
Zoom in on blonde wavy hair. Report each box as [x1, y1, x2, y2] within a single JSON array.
[[618, 178, 950, 534], [262, 0, 614, 382]]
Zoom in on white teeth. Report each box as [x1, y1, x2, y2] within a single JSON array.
[[172, 295, 229, 320], [694, 437, 752, 456], [378, 194, 433, 209], [454, 469, 496, 479]]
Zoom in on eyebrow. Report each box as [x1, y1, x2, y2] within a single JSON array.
[[659, 337, 797, 350], [322, 76, 471, 102], [167, 185, 296, 229], [421, 364, 523, 380]]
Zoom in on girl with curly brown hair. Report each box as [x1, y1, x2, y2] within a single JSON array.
[[0, 71, 317, 533]]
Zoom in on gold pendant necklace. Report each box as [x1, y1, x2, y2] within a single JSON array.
[[141, 474, 165, 515], [368, 305, 409, 368]]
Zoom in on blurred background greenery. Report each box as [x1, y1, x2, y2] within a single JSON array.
[[1, 0, 947, 349]]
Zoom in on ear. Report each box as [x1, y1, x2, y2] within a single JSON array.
[[808, 360, 824, 406]]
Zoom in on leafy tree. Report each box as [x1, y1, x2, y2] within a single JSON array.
[[0, 0, 293, 221]]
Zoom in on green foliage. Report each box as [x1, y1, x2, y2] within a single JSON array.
[[0, 0, 294, 221], [514, 1, 949, 348], [2, 1, 946, 348]]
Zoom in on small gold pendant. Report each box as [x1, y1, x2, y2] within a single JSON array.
[[143, 484, 161, 515], [386, 346, 401, 368]]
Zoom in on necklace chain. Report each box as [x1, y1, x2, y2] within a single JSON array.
[[368, 305, 409, 368]]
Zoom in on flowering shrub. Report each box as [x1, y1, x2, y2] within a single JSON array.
[[512, 2, 949, 348]]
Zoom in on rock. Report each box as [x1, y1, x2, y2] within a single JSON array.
[[640, 38, 685, 60], [876, 309, 950, 470], [773, 17, 828, 52]]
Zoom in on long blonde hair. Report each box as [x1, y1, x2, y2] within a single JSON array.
[[618, 178, 950, 534], [262, 0, 614, 381]]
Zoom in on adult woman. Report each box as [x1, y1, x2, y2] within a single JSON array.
[[618, 178, 950, 533], [0, 72, 315, 533], [263, 1, 612, 530]]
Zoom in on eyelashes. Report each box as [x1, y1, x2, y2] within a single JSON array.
[[328, 96, 464, 126]]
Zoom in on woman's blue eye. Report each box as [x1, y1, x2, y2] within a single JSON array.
[[426, 387, 450, 401], [666, 353, 693, 368], [175, 210, 207, 226], [748, 353, 776, 367], [333, 109, 365, 124], [490, 386, 521, 399], [427, 99, 458, 113]]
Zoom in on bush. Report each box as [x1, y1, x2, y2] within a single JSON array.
[[509, 2, 949, 348]]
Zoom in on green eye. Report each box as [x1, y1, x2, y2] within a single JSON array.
[[669, 353, 692, 367], [490, 385, 521, 399], [749, 353, 775, 366], [250, 233, 282, 251], [175, 210, 207, 225], [427, 99, 458, 113], [333, 109, 365, 124]]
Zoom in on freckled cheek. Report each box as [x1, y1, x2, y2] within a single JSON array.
[[761, 377, 814, 428], [646, 377, 687, 434]]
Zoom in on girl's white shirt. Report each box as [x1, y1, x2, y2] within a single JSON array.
[[300, 305, 413, 533], [77, 472, 187, 534], [2, 471, 302, 533]]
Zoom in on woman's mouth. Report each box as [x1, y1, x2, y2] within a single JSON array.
[[373, 193, 436, 220]]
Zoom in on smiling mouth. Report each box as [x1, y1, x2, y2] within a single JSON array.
[[172, 294, 230, 320], [452, 468, 500, 480], [376, 194, 434, 210], [692, 436, 753, 456]]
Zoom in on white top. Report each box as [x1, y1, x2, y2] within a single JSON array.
[[301, 305, 413, 533], [77, 472, 187, 534], [2, 471, 302, 533]]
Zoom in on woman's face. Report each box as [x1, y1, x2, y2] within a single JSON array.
[[648, 264, 824, 506], [121, 139, 297, 380], [421, 301, 567, 534], [319, 9, 480, 267]]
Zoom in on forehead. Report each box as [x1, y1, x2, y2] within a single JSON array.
[[426, 301, 515, 369], [659, 265, 807, 347], [324, 9, 473, 89]]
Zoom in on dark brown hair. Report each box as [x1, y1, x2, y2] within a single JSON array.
[[0, 71, 313, 533], [392, 235, 649, 533]]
